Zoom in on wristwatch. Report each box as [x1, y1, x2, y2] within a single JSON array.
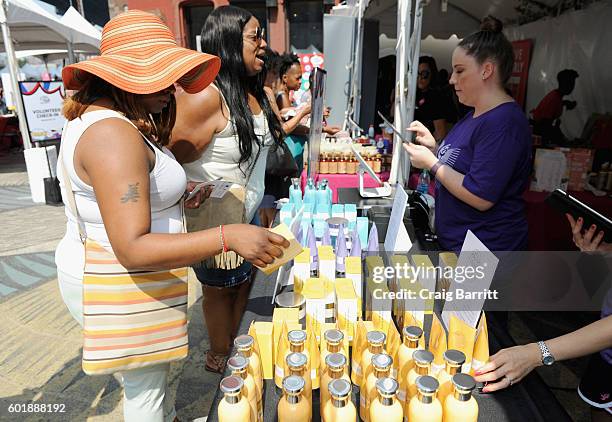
[[537, 340, 555, 366]]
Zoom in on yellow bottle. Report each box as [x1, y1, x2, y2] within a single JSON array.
[[320, 353, 350, 420], [235, 335, 263, 403], [408, 375, 442, 422], [323, 379, 356, 422], [405, 349, 434, 416], [397, 326, 423, 404], [321, 329, 347, 375], [278, 375, 312, 422], [369, 377, 403, 422], [361, 331, 386, 383], [436, 349, 465, 406], [443, 373, 478, 422], [286, 352, 312, 406], [361, 353, 393, 422], [217, 376, 251, 422], [228, 354, 262, 422]]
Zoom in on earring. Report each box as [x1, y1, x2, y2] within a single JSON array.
[[482, 74, 486, 80]]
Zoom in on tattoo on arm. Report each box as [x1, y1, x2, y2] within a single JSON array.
[[120, 183, 140, 203]]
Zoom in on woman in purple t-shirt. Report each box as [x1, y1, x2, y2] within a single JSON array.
[[404, 16, 532, 253]]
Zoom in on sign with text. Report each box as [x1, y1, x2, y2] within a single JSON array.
[[19, 81, 65, 142], [508, 39, 533, 110]]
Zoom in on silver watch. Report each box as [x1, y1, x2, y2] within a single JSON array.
[[537, 341, 555, 366]]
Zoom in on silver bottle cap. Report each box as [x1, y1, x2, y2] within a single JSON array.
[[375, 377, 399, 396], [234, 335, 254, 350], [452, 373, 476, 392], [443, 349, 466, 366], [371, 353, 393, 370], [324, 329, 344, 344], [325, 353, 347, 370], [412, 349, 434, 365], [326, 217, 349, 229], [220, 376, 244, 394], [275, 292, 305, 308], [366, 330, 386, 346], [328, 379, 351, 398], [283, 375, 305, 394], [288, 330, 307, 344], [415, 375, 439, 394], [403, 325, 423, 340], [227, 354, 248, 372], [286, 352, 308, 369]]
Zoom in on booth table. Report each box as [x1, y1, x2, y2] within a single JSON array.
[[300, 169, 390, 203], [205, 270, 572, 422]]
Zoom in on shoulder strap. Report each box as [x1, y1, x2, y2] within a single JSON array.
[[59, 120, 87, 244]]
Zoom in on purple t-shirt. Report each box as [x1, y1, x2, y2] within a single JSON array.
[[435, 101, 532, 252]]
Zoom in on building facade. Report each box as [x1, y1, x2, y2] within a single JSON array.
[[125, 0, 337, 53]]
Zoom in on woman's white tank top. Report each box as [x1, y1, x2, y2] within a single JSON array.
[[182, 86, 273, 222], [55, 110, 187, 280]]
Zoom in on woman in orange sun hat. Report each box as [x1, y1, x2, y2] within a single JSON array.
[[56, 10, 288, 421]]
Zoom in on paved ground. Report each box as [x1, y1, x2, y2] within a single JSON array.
[[0, 151, 221, 422], [0, 150, 594, 421]]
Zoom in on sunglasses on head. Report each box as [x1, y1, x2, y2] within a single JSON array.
[[418, 70, 431, 79]]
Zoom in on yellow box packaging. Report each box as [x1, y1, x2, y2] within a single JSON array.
[[303, 277, 327, 337], [335, 278, 358, 346], [471, 312, 489, 375], [366, 278, 392, 330], [257, 223, 303, 275], [318, 246, 336, 282], [272, 308, 299, 362], [448, 314, 477, 373], [345, 256, 363, 316], [293, 248, 311, 294], [429, 313, 447, 376], [410, 255, 437, 311], [438, 252, 458, 293], [253, 321, 273, 379]]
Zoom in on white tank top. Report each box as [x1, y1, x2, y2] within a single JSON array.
[[55, 109, 187, 280], [182, 86, 273, 222]]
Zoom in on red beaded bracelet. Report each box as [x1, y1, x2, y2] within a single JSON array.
[[219, 225, 229, 253]]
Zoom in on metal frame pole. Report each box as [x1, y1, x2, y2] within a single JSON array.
[[0, 0, 32, 149]]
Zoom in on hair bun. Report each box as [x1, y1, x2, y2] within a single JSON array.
[[480, 15, 503, 33]]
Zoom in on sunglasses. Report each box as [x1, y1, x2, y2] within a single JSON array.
[[418, 70, 431, 79], [245, 27, 265, 43]]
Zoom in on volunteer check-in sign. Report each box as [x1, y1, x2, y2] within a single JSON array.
[[19, 81, 66, 142]]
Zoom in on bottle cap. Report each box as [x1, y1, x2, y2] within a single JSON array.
[[286, 352, 308, 369], [366, 330, 386, 346], [375, 377, 399, 396], [326, 217, 349, 230], [288, 330, 307, 344], [412, 349, 434, 365], [325, 353, 347, 370], [324, 329, 344, 344], [283, 375, 305, 394], [403, 325, 423, 340], [275, 292, 305, 309], [452, 373, 476, 392], [220, 376, 244, 395], [328, 379, 351, 398], [234, 335, 254, 350], [415, 375, 439, 394], [443, 349, 466, 366], [371, 353, 393, 370], [227, 355, 248, 372]]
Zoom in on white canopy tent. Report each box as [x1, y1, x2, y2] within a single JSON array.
[[0, 0, 100, 149], [335, 0, 609, 185]]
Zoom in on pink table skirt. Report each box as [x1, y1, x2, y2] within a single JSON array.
[[300, 169, 390, 203]]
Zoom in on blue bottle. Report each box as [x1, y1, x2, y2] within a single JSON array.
[[289, 177, 303, 208], [417, 169, 430, 194], [303, 177, 317, 206]]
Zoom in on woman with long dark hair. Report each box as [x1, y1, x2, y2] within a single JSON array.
[[169, 5, 287, 373]]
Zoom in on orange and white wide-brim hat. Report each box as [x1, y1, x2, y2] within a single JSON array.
[[62, 10, 221, 95]]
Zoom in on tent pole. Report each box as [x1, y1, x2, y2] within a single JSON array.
[[66, 41, 75, 64], [389, 0, 412, 184], [0, 0, 32, 149]]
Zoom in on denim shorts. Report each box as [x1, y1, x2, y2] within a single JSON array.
[[193, 262, 253, 288]]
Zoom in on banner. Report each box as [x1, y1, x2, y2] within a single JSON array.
[[508, 40, 533, 110], [19, 81, 65, 142]]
